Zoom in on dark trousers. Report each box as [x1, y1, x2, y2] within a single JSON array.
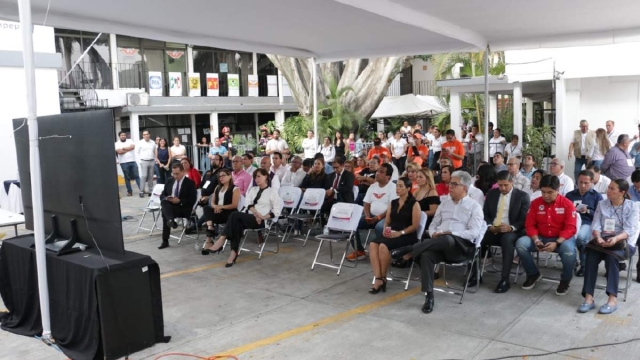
[[413, 234, 474, 292], [393, 156, 407, 176], [161, 200, 192, 242], [582, 247, 625, 297], [223, 212, 264, 252], [481, 230, 520, 280], [203, 207, 234, 225], [430, 151, 441, 170]]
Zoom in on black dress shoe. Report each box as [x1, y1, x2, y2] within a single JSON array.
[[391, 245, 413, 260], [575, 265, 585, 277], [422, 297, 434, 314], [167, 220, 178, 229], [466, 274, 482, 287], [158, 242, 169, 249], [494, 279, 511, 293]]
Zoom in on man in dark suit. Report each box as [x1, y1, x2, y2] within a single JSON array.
[[159, 163, 197, 249], [475, 170, 531, 293], [322, 156, 355, 217]]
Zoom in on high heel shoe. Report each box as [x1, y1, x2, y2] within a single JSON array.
[[225, 253, 239, 268], [201, 243, 222, 256], [369, 277, 387, 294]]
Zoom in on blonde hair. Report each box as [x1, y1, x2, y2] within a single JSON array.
[[418, 168, 436, 191], [405, 162, 420, 173], [595, 128, 611, 155]]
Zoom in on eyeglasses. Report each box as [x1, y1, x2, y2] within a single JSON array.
[[219, 174, 229, 178], [550, 163, 559, 166], [292, 161, 302, 165], [507, 163, 518, 166], [232, 160, 242, 163], [449, 182, 462, 188]]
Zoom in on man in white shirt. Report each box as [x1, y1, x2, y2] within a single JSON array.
[[265, 129, 290, 156], [270, 151, 287, 181], [463, 124, 483, 169], [606, 120, 619, 145], [242, 153, 256, 175], [347, 163, 397, 261], [426, 126, 437, 168], [136, 130, 157, 196], [380, 153, 399, 182], [409, 171, 484, 314], [302, 130, 317, 159], [506, 158, 530, 191], [549, 158, 574, 196], [115, 131, 142, 197], [281, 156, 306, 187], [587, 163, 611, 194]]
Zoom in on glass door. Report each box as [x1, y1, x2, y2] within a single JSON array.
[[144, 49, 165, 95]]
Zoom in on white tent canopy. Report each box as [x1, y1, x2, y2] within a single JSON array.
[[2, 0, 640, 62], [371, 94, 445, 118]]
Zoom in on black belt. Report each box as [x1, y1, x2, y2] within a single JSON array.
[[141, 159, 154, 161]]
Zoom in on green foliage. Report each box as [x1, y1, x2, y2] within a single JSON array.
[[233, 133, 258, 153], [317, 77, 366, 137], [497, 97, 513, 140], [523, 124, 554, 167], [282, 115, 313, 153], [387, 118, 404, 134]]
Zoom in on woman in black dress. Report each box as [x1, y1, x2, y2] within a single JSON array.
[[368, 177, 422, 294], [334, 131, 346, 160], [202, 169, 240, 254]]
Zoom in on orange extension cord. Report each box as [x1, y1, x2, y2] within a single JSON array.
[[154, 353, 238, 360]]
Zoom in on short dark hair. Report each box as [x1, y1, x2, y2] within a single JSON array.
[[493, 152, 504, 158], [242, 153, 254, 160], [213, 154, 223, 162], [373, 138, 382, 144], [578, 170, 594, 180], [617, 134, 629, 145], [302, 158, 314, 168], [539, 174, 560, 191], [171, 163, 184, 171], [369, 157, 381, 164], [489, 122, 494, 127], [380, 163, 393, 177], [533, 169, 546, 179], [333, 155, 345, 165], [273, 151, 283, 160], [314, 152, 324, 160], [586, 163, 600, 173], [445, 129, 455, 136], [632, 169, 640, 183], [511, 134, 519, 140], [118, 131, 127, 136], [495, 170, 512, 182], [273, 129, 281, 135]]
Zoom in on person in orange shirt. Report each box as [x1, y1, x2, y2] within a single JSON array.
[[440, 129, 465, 169], [407, 135, 429, 167], [367, 137, 391, 160]]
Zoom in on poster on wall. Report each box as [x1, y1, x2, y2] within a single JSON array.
[[220, 63, 228, 73], [169, 72, 182, 97], [267, 75, 278, 97], [248, 75, 259, 97], [148, 71, 163, 97], [206, 73, 219, 96], [228, 74, 240, 97], [188, 73, 201, 97], [282, 77, 292, 97]]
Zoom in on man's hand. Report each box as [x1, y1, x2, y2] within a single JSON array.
[[169, 197, 180, 204], [568, 153, 573, 160], [489, 226, 499, 234], [325, 189, 333, 198], [542, 241, 557, 252], [602, 237, 616, 248], [499, 224, 511, 233], [365, 216, 377, 225]]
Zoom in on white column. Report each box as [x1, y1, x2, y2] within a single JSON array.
[[130, 113, 140, 142], [109, 34, 119, 89], [525, 98, 534, 126], [513, 83, 523, 141], [449, 90, 462, 138], [115, 119, 122, 137], [275, 110, 285, 130], [210, 112, 219, 143], [252, 53, 258, 76], [277, 68, 284, 105], [190, 114, 197, 145], [489, 95, 498, 127], [187, 46, 194, 73]]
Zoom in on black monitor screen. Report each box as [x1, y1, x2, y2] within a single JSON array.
[[13, 110, 125, 254]]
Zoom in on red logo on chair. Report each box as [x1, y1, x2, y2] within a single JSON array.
[[284, 200, 294, 205], [373, 192, 386, 199], [304, 201, 318, 206]]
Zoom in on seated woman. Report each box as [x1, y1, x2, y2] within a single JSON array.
[[300, 158, 328, 191], [435, 165, 452, 196], [201, 169, 240, 255], [181, 157, 201, 188], [405, 162, 420, 194], [204, 169, 282, 267], [368, 177, 422, 294], [579, 179, 638, 315], [474, 163, 497, 195], [528, 169, 546, 200]]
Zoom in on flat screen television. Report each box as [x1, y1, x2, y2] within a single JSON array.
[[13, 110, 125, 254]]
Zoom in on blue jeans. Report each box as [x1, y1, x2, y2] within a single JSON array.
[[154, 163, 161, 182], [428, 149, 434, 169], [590, 160, 603, 169], [574, 156, 587, 181], [575, 223, 592, 265], [120, 161, 141, 194], [353, 217, 385, 251], [515, 235, 577, 282]]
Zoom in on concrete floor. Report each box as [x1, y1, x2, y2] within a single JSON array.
[[2, 186, 640, 359]]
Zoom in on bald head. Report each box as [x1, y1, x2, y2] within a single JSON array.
[[550, 158, 565, 176], [260, 156, 272, 171]]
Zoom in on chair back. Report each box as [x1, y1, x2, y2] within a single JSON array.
[[192, 189, 201, 211], [238, 195, 245, 211], [417, 212, 428, 240], [149, 184, 164, 206], [353, 186, 359, 201], [298, 188, 326, 211], [473, 223, 488, 248], [575, 212, 582, 237], [279, 186, 302, 210], [326, 203, 363, 232]]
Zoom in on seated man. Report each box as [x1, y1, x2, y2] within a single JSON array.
[[565, 170, 602, 277], [410, 171, 484, 314], [347, 163, 397, 261], [355, 158, 379, 205], [493, 152, 507, 172], [159, 163, 197, 249], [515, 174, 577, 295], [322, 156, 355, 221], [587, 163, 611, 195], [281, 156, 306, 187], [477, 170, 530, 293]]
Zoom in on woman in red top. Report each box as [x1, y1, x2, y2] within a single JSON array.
[[180, 157, 201, 188], [435, 165, 452, 196]]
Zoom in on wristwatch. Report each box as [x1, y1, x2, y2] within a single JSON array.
[[555, 240, 562, 247], [401, 230, 405, 235]]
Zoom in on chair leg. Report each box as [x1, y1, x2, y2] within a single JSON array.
[[135, 211, 147, 234], [404, 261, 415, 290], [363, 229, 373, 253], [303, 214, 319, 247], [336, 242, 350, 276], [311, 240, 324, 270]]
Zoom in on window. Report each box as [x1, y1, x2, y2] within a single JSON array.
[[55, 29, 111, 89]]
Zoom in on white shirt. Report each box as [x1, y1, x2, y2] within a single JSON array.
[[271, 164, 287, 182], [281, 167, 307, 187], [489, 136, 506, 157], [302, 138, 317, 159], [431, 136, 444, 152], [388, 163, 399, 182], [504, 143, 522, 160], [530, 190, 541, 201], [429, 195, 485, 243], [266, 138, 289, 153], [593, 174, 611, 194], [512, 172, 531, 191], [171, 177, 184, 197], [608, 130, 619, 145], [556, 172, 574, 196], [389, 138, 407, 157], [115, 139, 136, 163], [401, 126, 412, 134], [244, 165, 255, 175], [492, 189, 512, 226], [463, 133, 484, 154], [318, 145, 335, 163], [136, 139, 156, 161], [468, 184, 485, 208], [245, 186, 282, 218], [171, 144, 186, 159], [589, 141, 607, 161], [364, 181, 398, 216], [581, 132, 588, 154], [247, 171, 280, 194]]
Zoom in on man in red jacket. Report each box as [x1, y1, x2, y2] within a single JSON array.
[[515, 174, 578, 296]]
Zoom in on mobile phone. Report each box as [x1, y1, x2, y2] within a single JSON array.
[[536, 242, 545, 249]]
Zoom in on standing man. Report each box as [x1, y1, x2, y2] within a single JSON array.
[[115, 131, 143, 197], [549, 158, 574, 196], [479, 171, 530, 293], [208, 137, 229, 165], [425, 126, 436, 168], [302, 130, 317, 160], [158, 163, 197, 249], [463, 124, 483, 170], [515, 175, 577, 295], [136, 130, 157, 196], [568, 120, 595, 180], [507, 158, 530, 191], [265, 129, 290, 157], [231, 155, 252, 196], [601, 134, 634, 181], [606, 120, 619, 145], [565, 170, 602, 277], [441, 129, 465, 170]]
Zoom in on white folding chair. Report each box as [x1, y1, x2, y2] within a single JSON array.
[[384, 212, 427, 290], [170, 189, 201, 244], [278, 186, 302, 242], [239, 197, 284, 259], [312, 203, 364, 275], [435, 223, 487, 304], [283, 188, 326, 245], [353, 186, 359, 201], [136, 184, 165, 235]]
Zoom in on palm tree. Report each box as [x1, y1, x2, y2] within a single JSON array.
[[316, 77, 366, 138]]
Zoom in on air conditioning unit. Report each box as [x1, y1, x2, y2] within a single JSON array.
[[127, 93, 149, 106]]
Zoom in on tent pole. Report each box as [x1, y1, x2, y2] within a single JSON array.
[[483, 45, 490, 162], [18, 0, 52, 340], [312, 58, 318, 148]]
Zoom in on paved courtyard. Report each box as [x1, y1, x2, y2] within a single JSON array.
[[1, 186, 640, 359]]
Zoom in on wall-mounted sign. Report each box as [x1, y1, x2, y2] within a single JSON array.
[[206, 73, 219, 96], [148, 71, 163, 96], [220, 63, 228, 73]]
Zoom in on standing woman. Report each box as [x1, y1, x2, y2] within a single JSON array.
[[588, 128, 611, 169], [334, 131, 346, 160], [171, 137, 187, 163], [347, 133, 356, 157], [368, 177, 421, 293], [205, 169, 282, 267], [390, 131, 408, 175], [430, 128, 443, 170], [155, 138, 172, 184], [201, 169, 239, 254], [180, 157, 201, 188], [318, 137, 336, 163], [378, 131, 389, 147], [488, 129, 507, 163]]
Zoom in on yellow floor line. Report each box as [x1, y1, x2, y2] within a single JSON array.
[[215, 286, 421, 357]]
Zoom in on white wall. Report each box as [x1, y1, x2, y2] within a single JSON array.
[[95, 89, 145, 107], [412, 59, 436, 82], [0, 21, 60, 184]]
